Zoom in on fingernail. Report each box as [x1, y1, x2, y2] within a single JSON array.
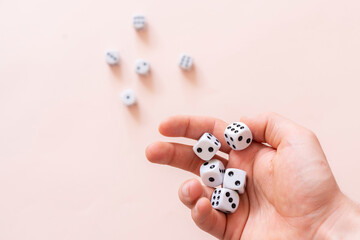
[[182, 182, 189, 197], [194, 202, 199, 213]]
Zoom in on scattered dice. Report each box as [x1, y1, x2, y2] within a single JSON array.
[[193, 133, 221, 161], [224, 122, 253, 151], [178, 53, 193, 70], [211, 188, 239, 213], [223, 168, 247, 194], [120, 89, 136, 106], [200, 159, 225, 188], [105, 50, 119, 65], [135, 59, 150, 75], [133, 14, 146, 30]]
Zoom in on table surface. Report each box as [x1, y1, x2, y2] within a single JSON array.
[[1, 0, 360, 239]]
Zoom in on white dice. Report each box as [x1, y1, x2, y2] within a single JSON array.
[[120, 89, 136, 106], [211, 188, 239, 213], [200, 159, 225, 188], [224, 122, 253, 151], [223, 168, 247, 194], [135, 59, 150, 75], [193, 133, 221, 161], [178, 53, 193, 70], [133, 14, 146, 30], [105, 50, 119, 65]]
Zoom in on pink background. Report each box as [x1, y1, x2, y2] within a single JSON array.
[[1, 0, 360, 239]]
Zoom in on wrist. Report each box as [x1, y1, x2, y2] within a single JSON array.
[[315, 194, 360, 239]]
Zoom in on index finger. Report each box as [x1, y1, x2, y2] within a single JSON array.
[[159, 115, 232, 153]]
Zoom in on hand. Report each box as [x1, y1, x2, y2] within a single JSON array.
[[146, 112, 360, 239]]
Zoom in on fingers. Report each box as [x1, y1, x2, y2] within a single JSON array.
[[177, 179, 226, 239], [159, 115, 232, 153], [145, 141, 227, 175], [178, 179, 213, 208], [241, 112, 315, 149], [191, 197, 226, 239]]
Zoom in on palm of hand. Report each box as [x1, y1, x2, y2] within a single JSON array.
[[226, 136, 340, 239]]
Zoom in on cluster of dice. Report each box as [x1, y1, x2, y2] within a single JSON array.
[[105, 14, 194, 107], [193, 122, 253, 214]]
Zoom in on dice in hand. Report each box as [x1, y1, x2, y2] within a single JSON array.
[[211, 188, 240, 213], [223, 168, 247, 194], [224, 122, 252, 151], [200, 159, 225, 188], [193, 133, 221, 161]]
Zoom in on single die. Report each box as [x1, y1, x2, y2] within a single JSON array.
[[133, 14, 146, 30], [135, 59, 150, 75], [211, 188, 240, 213], [193, 133, 221, 161], [200, 159, 225, 188], [178, 53, 193, 70], [105, 50, 119, 65], [120, 89, 136, 106], [223, 168, 247, 194], [224, 122, 253, 151]]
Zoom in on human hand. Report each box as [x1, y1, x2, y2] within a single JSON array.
[[146, 113, 360, 239]]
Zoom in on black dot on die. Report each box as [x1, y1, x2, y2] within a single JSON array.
[[226, 211, 231, 213], [209, 177, 215, 182], [216, 139, 219, 143], [126, 95, 130, 99], [210, 165, 215, 169], [207, 136, 211, 140], [216, 201, 219, 206], [235, 130, 238, 133], [237, 124, 240, 127], [197, 148, 202, 153], [233, 123, 236, 125], [231, 128, 235, 131], [213, 196, 215, 200], [232, 203, 236, 209], [238, 136, 243, 141], [230, 137, 233, 141], [143, 62, 147, 65], [225, 134, 228, 138], [208, 133, 212, 137], [217, 196, 220, 200], [247, 138, 251, 144], [227, 126, 231, 129], [218, 190, 221, 193], [228, 171, 234, 176], [232, 145, 236, 149], [227, 141, 230, 145], [240, 126, 244, 129], [229, 198, 233, 203], [235, 181, 241, 186], [208, 147, 214, 152], [137, 67, 140, 70], [212, 202, 214, 206], [225, 192, 230, 197], [214, 142, 218, 146], [203, 162, 209, 166]]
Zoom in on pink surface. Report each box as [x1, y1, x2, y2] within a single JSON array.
[[1, 0, 360, 239]]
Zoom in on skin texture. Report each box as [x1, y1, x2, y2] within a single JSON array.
[[145, 112, 360, 239]]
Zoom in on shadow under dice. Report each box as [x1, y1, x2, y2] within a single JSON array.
[[193, 133, 221, 161], [211, 188, 239, 213], [223, 168, 247, 194], [200, 159, 225, 187], [224, 122, 252, 150]]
